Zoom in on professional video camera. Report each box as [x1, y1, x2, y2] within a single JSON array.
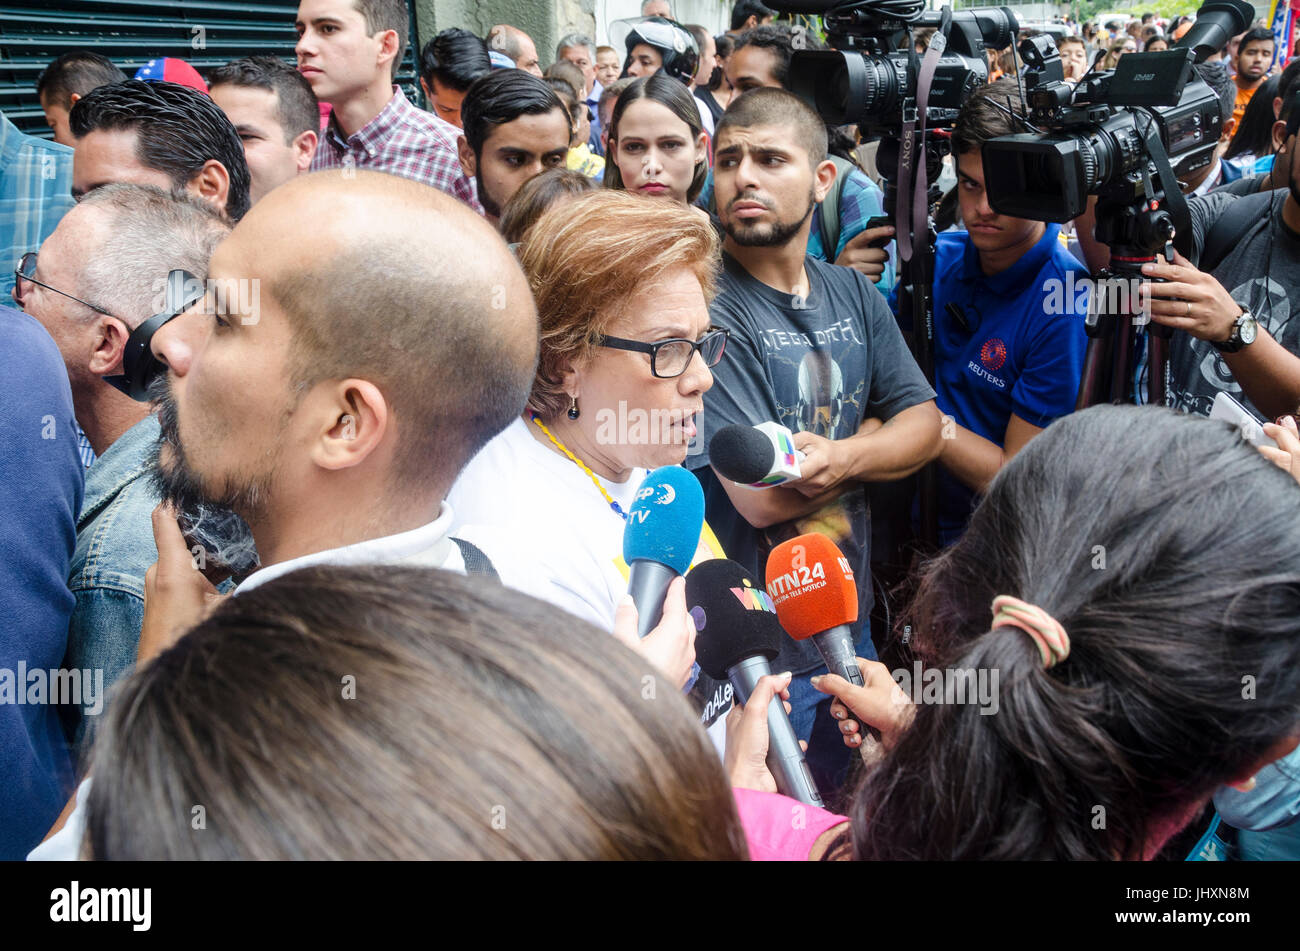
[[980, 0, 1253, 408], [983, 0, 1253, 225], [780, 0, 1017, 135]]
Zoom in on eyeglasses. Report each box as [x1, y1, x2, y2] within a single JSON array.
[[596, 327, 729, 379], [14, 252, 114, 316]]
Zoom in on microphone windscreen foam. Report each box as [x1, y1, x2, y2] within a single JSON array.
[[709, 424, 774, 484], [686, 558, 784, 680], [765, 533, 858, 639], [622, 466, 705, 575]]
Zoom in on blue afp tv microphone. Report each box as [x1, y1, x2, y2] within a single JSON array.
[[623, 466, 705, 639]]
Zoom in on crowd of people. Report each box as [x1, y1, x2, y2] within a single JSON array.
[[2, 0, 1300, 862]]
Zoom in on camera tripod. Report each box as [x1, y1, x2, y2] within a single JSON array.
[[1076, 195, 1179, 408]]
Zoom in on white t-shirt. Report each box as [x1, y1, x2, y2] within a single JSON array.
[[449, 416, 733, 753]]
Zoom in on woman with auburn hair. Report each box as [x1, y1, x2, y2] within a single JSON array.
[[724, 405, 1300, 860], [85, 566, 749, 860], [449, 189, 734, 747]]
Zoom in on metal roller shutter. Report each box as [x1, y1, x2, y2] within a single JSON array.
[[1, 0, 422, 138]]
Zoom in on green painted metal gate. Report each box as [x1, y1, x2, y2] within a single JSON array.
[[1, 0, 422, 138]]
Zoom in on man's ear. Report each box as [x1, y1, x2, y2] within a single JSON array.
[[1271, 119, 1289, 152], [307, 379, 389, 473], [457, 135, 476, 177], [87, 316, 130, 377], [292, 129, 318, 173], [1219, 116, 1237, 146], [812, 158, 837, 204], [376, 29, 400, 78], [420, 77, 433, 103], [190, 159, 232, 213], [69, 92, 82, 107]]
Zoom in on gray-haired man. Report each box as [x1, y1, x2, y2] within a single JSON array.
[[557, 32, 604, 154], [16, 183, 230, 750]]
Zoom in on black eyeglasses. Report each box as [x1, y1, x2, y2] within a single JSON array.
[[596, 327, 729, 379], [14, 252, 115, 316]]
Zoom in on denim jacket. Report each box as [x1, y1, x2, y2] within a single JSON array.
[[62, 414, 161, 753]]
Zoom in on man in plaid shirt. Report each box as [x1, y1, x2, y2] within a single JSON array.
[[296, 0, 481, 214]]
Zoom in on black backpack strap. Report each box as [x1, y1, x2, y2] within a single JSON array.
[[452, 537, 500, 582], [1198, 191, 1271, 274]]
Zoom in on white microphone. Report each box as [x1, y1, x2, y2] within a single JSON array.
[[709, 422, 807, 488]]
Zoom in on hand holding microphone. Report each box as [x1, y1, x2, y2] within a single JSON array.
[[687, 558, 823, 806], [611, 577, 696, 689], [724, 670, 801, 794], [813, 659, 915, 755], [765, 533, 886, 761]]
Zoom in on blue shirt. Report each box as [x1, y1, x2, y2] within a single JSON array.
[[0, 306, 82, 859], [0, 113, 75, 302], [931, 225, 1088, 542], [807, 166, 897, 295]]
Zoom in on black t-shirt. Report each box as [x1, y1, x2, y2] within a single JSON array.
[[690, 252, 935, 674], [1167, 189, 1300, 418]]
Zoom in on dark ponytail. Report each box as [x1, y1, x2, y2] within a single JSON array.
[[843, 405, 1300, 860]]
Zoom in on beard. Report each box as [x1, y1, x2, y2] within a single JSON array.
[[149, 375, 262, 580], [722, 187, 817, 248], [476, 166, 503, 219]]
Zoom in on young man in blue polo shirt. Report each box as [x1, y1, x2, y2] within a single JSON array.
[[930, 79, 1089, 543]]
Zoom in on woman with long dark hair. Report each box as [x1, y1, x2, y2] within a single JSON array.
[[728, 405, 1300, 860], [604, 73, 709, 205]]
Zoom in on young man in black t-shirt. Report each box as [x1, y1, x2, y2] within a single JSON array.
[[689, 88, 941, 791]]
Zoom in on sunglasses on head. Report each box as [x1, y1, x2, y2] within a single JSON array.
[[103, 269, 205, 402]]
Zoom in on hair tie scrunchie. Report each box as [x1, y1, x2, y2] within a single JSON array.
[[990, 595, 1071, 669]]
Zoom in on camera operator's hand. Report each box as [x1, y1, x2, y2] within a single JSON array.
[[1140, 250, 1244, 344], [834, 225, 894, 281]]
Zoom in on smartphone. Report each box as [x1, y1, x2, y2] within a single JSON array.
[[1209, 391, 1276, 449], [862, 214, 894, 249]]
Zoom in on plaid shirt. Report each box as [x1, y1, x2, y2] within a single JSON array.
[[0, 113, 75, 301], [311, 86, 481, 214]]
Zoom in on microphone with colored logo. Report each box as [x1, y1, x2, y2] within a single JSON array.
[[709, 422, 806, 488], [765, 533, 883, 748], [686, 558, 824, 806], [624, 466, 705, 639]]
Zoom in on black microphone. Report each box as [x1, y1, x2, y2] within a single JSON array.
[[686, 559, 824, 807], [710, 422, 806, 488]]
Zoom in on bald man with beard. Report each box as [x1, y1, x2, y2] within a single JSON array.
[[29, 170, 541, 858], [141, 170, 543, 633]]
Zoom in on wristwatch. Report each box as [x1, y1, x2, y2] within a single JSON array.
[[1211, 310, 1258, 354]]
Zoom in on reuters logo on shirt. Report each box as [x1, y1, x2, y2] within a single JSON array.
[[980, 338, 1008, 372]]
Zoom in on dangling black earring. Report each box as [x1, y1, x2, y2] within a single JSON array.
[[568, 396, 580, 420]]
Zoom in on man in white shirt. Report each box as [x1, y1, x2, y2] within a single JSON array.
[[30, 170, 695, 859]]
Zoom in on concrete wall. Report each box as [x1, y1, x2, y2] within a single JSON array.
[[412, 0, 596, 71], [411, 0, 733, 69]]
